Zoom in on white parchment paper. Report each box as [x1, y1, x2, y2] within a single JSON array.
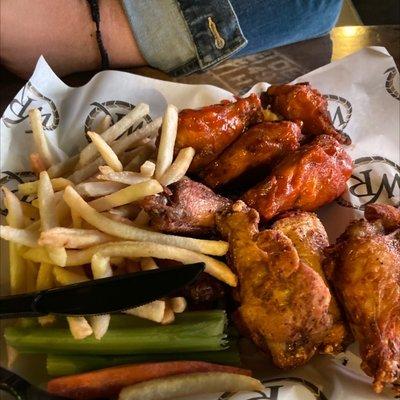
[[1, 47, 399, 399]]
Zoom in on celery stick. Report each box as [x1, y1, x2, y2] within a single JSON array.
[[5, 311, 228, 355], [47, 348, 241, 376]]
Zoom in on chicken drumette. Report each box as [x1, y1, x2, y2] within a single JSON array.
[[200, 121, 302, 188], [141, 177, 231, 236], [325, 204, 400, 394], [175, 94, 263, 172], [242, 135, 353, 221], [261, 83, 350, 144], [217, 201, 336, 369]]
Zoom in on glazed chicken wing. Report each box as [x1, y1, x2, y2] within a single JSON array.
[[325, 204, 400, 394], [272, 211, 350, 354], [217, 201, 333, 368], [200, 121, 302, 188], [175, 94, 263, 172], [141, 177, 231, 235], [242, 135, 353, 221], [261, 83, 350, 144]]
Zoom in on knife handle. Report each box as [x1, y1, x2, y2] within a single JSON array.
[[0, 292, 45, 319]]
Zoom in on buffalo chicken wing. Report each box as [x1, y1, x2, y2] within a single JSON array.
[[217, 201, 335, 369], [200, 121, 302, 188], [175, 94, 263, 172], [272, 211, 350, 354], [325, 204, 400, 394], [242, 135, 353, 221], [262, 83, 350, 144]]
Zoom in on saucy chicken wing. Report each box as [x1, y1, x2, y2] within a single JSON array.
[[200, 121, 302, 188], [325, 204, 400, 394], [261, 83, 350, 144], [242, 135, 353, 221], [216, 201, 333, 369], [175, 94, 263, 172], [141, 177, 231, 235]]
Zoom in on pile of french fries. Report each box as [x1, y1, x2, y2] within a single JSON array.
[[0, 103, 237, 340]]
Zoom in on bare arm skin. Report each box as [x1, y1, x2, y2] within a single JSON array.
[[0, 0, 146, 78]]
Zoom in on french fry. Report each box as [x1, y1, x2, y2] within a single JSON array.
[[18, 178, 72, 196], [29, 109, 54, 168], [68, 156, 107, 184], [97, 170, 149, 185], [88, 180, 162, 212], [0, 226, 39, 247], [24, 244, 125, 267], [75, 181, 126, 197], [8, 243, 26, 294], [67, 317, 93, 340], [140, 257, 158, 271], [90, 254, 113, 339], [36, 263, 54, 290], [63, 187, 229, 257], [132, 210, 150, 227], [38, 315, 56, 326], [2, 187, 24, 228], [140, 161, 156, 178], [90, 314, 111, 340], [102, 212, 137, 226], [87, 131, 123, 172], [170, 297, 187, 313], [155, 105, 179, 180], [71, 209, 82, 228], [119, 372, 264, 400], [159, 147, 195, 186], [124, 144, 155, 172], [30, 153, 47, 175], [47, 155, 79, 178], [2, 187, 26, 293], [53, 266, 89, 285], [39, 228, 115, 249], [161, 303, 175, 325], [95, 115, 112, 133], [107, 203, 141, 218], [78, 104, 149, 167], [124, 301, 166, 323], [88, 241, 236, 286], [91, 254, 113, 279], [23, 241, 237, 286], [111, 118, 161, 156], [38, 172, 67, 266]]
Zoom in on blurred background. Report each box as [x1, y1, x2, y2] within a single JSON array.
[[337, 0, 399, 26]]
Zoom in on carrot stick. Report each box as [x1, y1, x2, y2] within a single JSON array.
[[47, 360, 251, 400]]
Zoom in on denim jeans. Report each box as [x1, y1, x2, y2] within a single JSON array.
[[122, 0, 343, 76]]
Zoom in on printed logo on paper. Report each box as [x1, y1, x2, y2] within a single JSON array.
[[1, 81, 59, 133], [218, 377, 327, 400], [337, 156, 400, 210], [324, 94, 352, 131], [384, 67, 400, 101], [84, 100, 152, 140]]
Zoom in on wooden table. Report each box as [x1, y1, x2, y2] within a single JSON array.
[[1, 25, 399, 113]]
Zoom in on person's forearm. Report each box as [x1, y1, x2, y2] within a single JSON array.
[[0, 0, 146, 78]]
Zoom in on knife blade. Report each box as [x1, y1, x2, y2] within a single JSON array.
[[0, 263, 204, 319]]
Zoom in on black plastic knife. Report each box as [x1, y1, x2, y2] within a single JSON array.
[[0, 263, 204, 319]]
